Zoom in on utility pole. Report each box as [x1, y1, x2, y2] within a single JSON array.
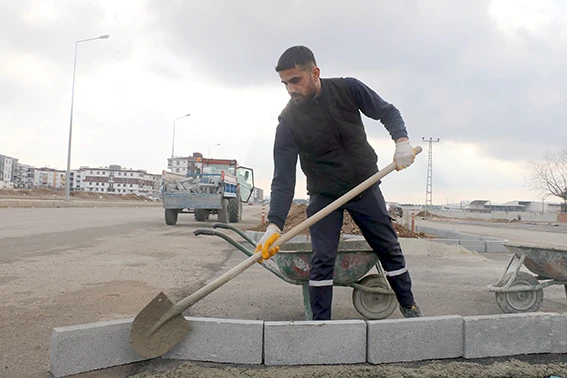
[[423, 137, 440, 217]]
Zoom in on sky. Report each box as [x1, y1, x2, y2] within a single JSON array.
[[1, 0, 566, 205]]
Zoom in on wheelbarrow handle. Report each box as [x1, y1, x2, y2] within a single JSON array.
[[194, 228, 295, 284], [212, 222, 257, 247], [193, 229, 255, 258]]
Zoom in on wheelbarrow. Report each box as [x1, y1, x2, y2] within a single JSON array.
[[194, 222, 398, 320], [487, 243, 567, 313]]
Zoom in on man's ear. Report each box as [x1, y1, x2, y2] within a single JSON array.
[[311, 66, 320, 81]]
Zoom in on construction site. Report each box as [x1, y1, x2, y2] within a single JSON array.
[[2, 5, 567, 376]]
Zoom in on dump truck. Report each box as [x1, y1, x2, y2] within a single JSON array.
[[162, 158, 254, 225]]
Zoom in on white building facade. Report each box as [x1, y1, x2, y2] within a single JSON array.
[[0, 154, 17, 183], [73, 165, 160, 197], [167, 152, 203, 175], [34, 168, 66, 189], [13, 163, 36, 188], [251, 187, 264, 202]]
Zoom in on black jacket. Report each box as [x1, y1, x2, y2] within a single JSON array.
[[268, 77, 407, 230]]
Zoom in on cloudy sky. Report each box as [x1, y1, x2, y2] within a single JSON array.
[[1, 0, 566, 205]]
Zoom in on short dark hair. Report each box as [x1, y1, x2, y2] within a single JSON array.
[[275, 45, 317, 72]]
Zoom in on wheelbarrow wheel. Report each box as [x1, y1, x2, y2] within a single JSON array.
[[352, 274, 397, 320], [495, 272, 543, 313]]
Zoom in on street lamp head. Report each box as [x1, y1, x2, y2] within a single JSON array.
[[98, 34, 110, 39], [185, 113, 191, 117]]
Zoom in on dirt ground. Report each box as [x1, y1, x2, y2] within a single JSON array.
[[1, 206, 567, 378], [248, 203, 431, 238], [126, 358, 567, 378], [0, 188, 152, 201]]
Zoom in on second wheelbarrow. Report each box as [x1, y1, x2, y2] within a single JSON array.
[[195, 222, 397, 320], [488, 243, 567, 313]]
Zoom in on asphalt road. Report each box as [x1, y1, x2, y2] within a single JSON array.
[[1, 206, 566, 378], [417, 218, 567, 248]]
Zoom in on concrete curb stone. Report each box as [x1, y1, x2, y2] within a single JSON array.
[[551, 313, 567, 353], [264, 320, 366, 365], [463, 312, 553, 359], [163, 317, 264, 364], [49, 318, 148, 378], [367, 315, 464, 364]]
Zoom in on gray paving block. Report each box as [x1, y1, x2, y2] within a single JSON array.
[[430, 239, 461, 246], [264, 320, 366, 365], [163, 317, 264, 364], [367, 315, 463, 364], [49, 318, 148, 378], [551, 314, 567, 353], [464, 313, 552, 359], [485, 240, 509, 253], [459, 240, 486, 253]]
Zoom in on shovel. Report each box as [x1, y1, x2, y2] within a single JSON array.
[[130, 146, 423, 358]]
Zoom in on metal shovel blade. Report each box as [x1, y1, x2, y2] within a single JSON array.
[[130, 292, 192, 358]]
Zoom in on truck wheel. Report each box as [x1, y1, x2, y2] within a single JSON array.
[[217, 199, 229, 223], [165, 209, 178, 225], [195, 209, 208, 222], [228, 198, 240, 223]]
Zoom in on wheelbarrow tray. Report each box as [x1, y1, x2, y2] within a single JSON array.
[[504, 243, 567, 281], [274, 239, 378, 285]]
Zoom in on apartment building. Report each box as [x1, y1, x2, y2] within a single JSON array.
[[74, 165, 161, 197], [167, 152, 203, 175], [34, 168, 66, 189], [251, 187, 264, 202], [13, 163, 36, 188], [0, 154, 17, 183]]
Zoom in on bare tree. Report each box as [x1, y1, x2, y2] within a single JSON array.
[[529, 145, 567, 211]]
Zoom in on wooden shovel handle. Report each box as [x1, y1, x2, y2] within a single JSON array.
[[173, 146, 423, 314]]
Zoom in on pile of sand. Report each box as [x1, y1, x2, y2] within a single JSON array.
[[249, 203, 430, 239]]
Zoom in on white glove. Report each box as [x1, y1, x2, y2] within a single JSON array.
[[255, 224, 281, 260], [393, 140, 415, 171]]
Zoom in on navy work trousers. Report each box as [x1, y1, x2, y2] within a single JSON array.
[[307, 183, 415, 320]]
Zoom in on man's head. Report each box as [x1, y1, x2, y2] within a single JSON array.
[[276, 46, 321, 106]]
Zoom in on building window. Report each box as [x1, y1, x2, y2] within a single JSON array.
[[176, 168, 180, 173]]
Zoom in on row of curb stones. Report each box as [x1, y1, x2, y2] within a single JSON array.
[[49, 312, 567, 377]]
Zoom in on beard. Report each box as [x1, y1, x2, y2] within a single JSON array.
[[291, 82, 317, 106]]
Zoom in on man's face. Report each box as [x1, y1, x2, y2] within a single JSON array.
[[279, 65, 320, 106]]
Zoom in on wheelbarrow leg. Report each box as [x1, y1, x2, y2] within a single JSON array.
[[302, 283, 313, 320]]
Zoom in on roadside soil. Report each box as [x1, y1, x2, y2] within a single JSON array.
[[248, 203, 432, 239]]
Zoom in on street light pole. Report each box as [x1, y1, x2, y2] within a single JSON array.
[[64, 34, 110, 201], [208, 143, 221, 158], [171, 114, 191, 159]]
